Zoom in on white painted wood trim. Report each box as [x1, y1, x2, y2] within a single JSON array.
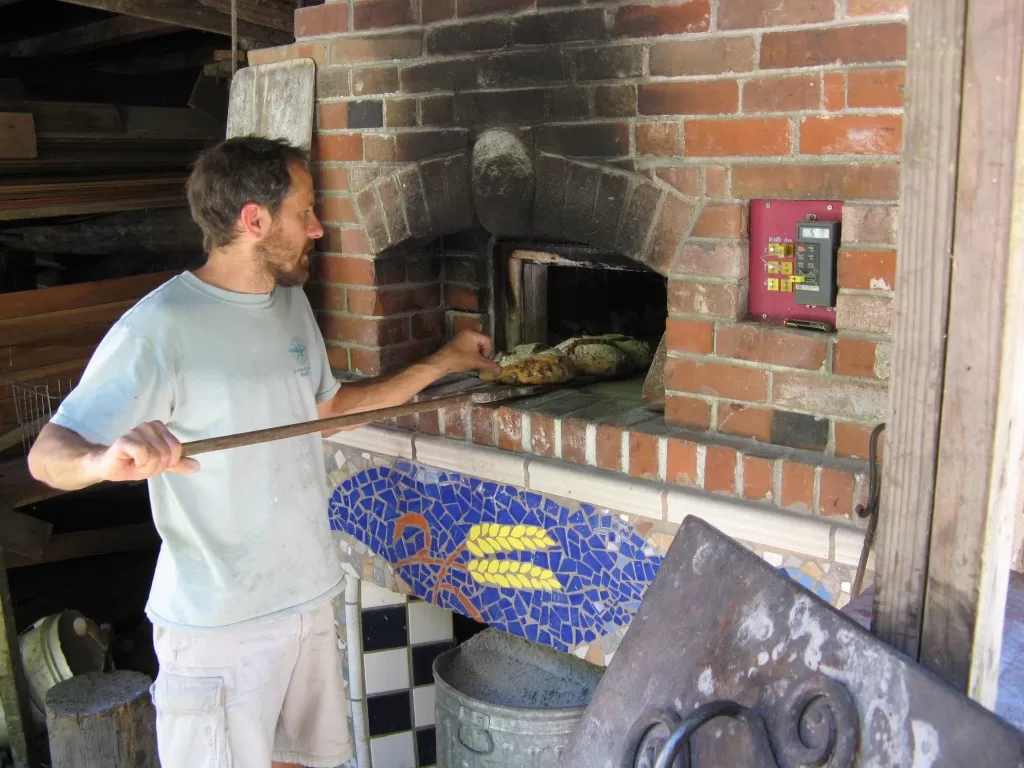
[[326, 426, 414, 460], [667, 488, 832, 560]]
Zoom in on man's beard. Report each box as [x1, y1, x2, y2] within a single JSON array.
[[256, 230, 311, 287]]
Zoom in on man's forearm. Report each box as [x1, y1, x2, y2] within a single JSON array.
[[324, 357, 449, 418], [27, 423, 105, 491]]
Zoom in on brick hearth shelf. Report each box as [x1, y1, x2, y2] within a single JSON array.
[[251, 0, 905, 523]]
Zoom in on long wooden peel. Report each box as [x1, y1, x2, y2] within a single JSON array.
[[180, 384, 551, 458]]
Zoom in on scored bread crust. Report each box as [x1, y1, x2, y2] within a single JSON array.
[[479, 335, 653, 385], [555, 338, 631, 377], [479, 344, 577, 385]]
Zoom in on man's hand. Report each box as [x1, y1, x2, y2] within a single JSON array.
[[28, 421, 200, 491], [317, 330, 504, 427], [429, 330, 502, 376], [90, 422, 200, 483]]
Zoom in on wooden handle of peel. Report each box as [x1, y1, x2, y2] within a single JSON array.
[[180, 392, 474, 458]]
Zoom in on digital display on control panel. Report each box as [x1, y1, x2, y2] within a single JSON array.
[[799, 226, 831, 239]]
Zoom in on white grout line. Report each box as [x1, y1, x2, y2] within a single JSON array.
[[585, 423, 598, 466]]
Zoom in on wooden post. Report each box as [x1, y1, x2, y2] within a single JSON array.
[[875, 0, 1024, 707], [920, 0, 1024, 704], [0, 548, 40, 768], [45, 670, 158, 768], [873, 0, 967, 662]]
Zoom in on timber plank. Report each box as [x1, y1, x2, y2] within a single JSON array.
[[199, 0, 294, 32], [873, 0, 967, 660], [0, 459, 67, 510], [0, 358, 91, 401], [0, 328, 108, 374], [0, 270, 175, 321], [0, 547, 39, 768], [0, 301, 134, 346], [0, 114, 36, 160], [920, 0, 1024, 706], [6, 523, 158, 568], [57, 0, 292, 43], [0, 509, 52, 560]]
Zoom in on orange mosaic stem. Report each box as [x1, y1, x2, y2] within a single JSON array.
[[437, 582, 483, 622], [432, 541, 470, 603]]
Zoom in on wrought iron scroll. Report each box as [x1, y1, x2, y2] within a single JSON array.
[[626, 679, 859, 768]]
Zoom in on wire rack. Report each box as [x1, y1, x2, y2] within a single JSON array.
[[3, 375, 77, 456]]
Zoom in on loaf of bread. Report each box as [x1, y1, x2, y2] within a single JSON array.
[[555, 338, 631, 377], [556, 334, 654, 376], [480, 335, 654, 385], [479, 344, 577, 385]]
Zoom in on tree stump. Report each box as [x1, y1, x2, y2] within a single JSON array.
[[44, 670, 157, 768]]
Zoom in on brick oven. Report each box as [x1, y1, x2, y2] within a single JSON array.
[[248, 2, 904, 759], [252, 0, 901, 514]]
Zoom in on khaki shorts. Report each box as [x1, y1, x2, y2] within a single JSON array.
[[150, 600, 354, 768]]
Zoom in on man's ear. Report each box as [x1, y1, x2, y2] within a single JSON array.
[[239, 202, 272, 239]]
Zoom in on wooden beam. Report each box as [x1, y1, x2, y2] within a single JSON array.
[[873, 0, 967, 660], [199, 0, 294, 34], [0, 509, 52, 560], [0, 271, 177, 321], [0, 548, 39, 768], [0, 17, 180, 58], [0, 459, 69, 510], [5, 523, 159, 568], [875, 0, 1024, 707], [57, 0, 292, 44], [522, 263, 548, 345], [919, 0, 1024, 706], [0, 113, 36, 160], [93, 46, 220, 74]]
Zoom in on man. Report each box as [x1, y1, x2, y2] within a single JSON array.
[[28, 136, 500, 768]]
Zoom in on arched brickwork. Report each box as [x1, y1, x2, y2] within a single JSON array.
[[354, 149, 703, 278], [531, 154, 698, 277], [353, 152, 475, 254]]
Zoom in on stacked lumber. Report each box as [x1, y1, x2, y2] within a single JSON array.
[[0, 175, 186, 221], [0, 100, 221, 221], [0, 270, 177, 441]]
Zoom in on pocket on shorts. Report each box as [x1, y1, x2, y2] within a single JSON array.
[[151, 672, 230, 768]]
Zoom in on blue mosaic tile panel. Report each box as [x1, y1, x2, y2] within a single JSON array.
[[328, 462, 663, 653]]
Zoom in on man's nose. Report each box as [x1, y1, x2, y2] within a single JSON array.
[[309, 212, 325, 240]]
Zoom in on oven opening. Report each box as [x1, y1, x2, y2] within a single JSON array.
[[498, 245, 667, 402], [545, 265, 667, 346]]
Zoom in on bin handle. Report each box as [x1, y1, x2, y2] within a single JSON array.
[[458, 706, 494, 755]]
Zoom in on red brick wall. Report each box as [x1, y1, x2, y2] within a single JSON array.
[[255, 0, 906, 474]]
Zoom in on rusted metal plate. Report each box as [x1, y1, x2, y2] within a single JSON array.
[[563, 516, 1024, 768]]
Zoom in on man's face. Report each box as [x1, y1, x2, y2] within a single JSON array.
[[257, 163, 324, 287]]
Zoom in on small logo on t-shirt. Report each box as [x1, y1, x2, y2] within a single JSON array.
[[289, 338, 310, 377]]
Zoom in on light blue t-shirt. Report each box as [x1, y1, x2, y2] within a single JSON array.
[[51, 271, 344, 632]]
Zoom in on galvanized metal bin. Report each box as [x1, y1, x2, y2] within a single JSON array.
[[432, 629, 603, 768]]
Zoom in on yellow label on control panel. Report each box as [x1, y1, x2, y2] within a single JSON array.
[[767, 277, 780, 291], [779, 277, 793, 292], [768, 243, 795, 258], [767, 260, 794, 275]]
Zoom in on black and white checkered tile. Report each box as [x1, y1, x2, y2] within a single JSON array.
[[360, 581, 455, 768]]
